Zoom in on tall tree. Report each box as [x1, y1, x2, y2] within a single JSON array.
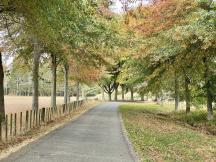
[[0, 51, 5, 120], [32, 38, 41, 110], [64, 62, 69, 105], [50, 53, 57, 108]]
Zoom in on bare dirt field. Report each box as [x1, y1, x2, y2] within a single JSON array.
[[5, 96, 77, 114]]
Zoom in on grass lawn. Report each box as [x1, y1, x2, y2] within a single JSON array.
[[119, 103, 216, 162]]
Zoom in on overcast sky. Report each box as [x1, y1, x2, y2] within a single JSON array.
[[109, 0, 149, 13], [109, 0, 123, 13]]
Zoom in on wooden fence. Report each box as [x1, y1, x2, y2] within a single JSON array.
[[0, 100, 84, 142]]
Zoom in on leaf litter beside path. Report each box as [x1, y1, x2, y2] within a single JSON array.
[[119, 103, 216, 162]]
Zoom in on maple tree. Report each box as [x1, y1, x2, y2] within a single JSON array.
[[94, 0, 215, 119], [0, 0, 215, 122]]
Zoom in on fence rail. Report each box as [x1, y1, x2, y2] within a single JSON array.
[[0, 100, 84, 142]]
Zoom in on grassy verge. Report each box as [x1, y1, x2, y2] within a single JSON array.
[[119, 103, 216, 162]]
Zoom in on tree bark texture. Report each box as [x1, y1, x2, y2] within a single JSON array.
[[51, 54, 57, 108], [130, 87, 134, 101], [64, 63, 69, 105], [184, 72, 191, 114], [174, 73, 179, 111], [32, 38, 40, 110], [0, 51, 5, 120], [203, 57, 214, 120], [121, 85, 125, 101]]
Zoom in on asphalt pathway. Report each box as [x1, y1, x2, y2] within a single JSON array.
[[1, 103, 135, 162]]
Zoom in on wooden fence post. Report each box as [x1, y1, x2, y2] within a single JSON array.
[[30, 110, 32, 129], [54, 107, 57, 119], [41, 108, 46, 123], [26, 111, 29, 132], [10, 114, 13, 139], [73, 102, 75, 110], [50, 108, 53, 120], [20, 112, 22, 135], [33, 110, 36, 127], [36, 109, 40, 127], [0, 101, 86, 142], [1, 121, 6, 142], [68, 103, 71, 113], [46, 108, 49, 123], [9, 114, 13, 139], [38, 109, 41, 126], [48, 108, 50, 122], [5, 115, 9, 140], [36, 110, 38, 127], [14, 113, 17, 136], [51, 108, 55, 120]]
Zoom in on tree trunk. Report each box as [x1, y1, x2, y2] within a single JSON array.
[[184, 72, 191, 114], [76, 82, 80, 102], [16, 78, 19, 96], [160, 91, 164, 106], [206, 81, 214, 120], [130, 87, 134, 101], [28, 87, 30, 96], [174, 73, 179, 111], [108, 92, 112, 101], [155, 93, 160, 104], [203, 57, 214, 120], [68, 84, 71, 103], [82, 87, 85, 100], [51, 54, 57, 108], [121, 85, 125, 101], [0, 52, 5, 121], [68, 94, 70, 103], [101, 88, 105, 101], [141, 94, 144, 101], [64, 63, 69, 105], [114, 87, 118, 101], [32, 38, 40, 110]]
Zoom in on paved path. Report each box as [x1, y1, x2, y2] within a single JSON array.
[[1, 103, 135, 162]]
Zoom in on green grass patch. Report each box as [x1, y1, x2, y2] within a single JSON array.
[[172, 110, 216, 126], [120, 103, 216, 162]]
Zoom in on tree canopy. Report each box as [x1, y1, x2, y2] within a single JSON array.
[[0, 0, 215, 121]]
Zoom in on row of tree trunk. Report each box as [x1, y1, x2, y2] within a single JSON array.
[[0, 43, 80, 121], [105, 86, 134, 101], [174, 57, 214, 120]]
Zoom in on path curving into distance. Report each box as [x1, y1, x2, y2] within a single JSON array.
[[1, 103, 135, 162]]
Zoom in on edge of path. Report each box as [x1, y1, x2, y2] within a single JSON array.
[[0, 101, 100, 160], [118, 103, 140, 162]]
